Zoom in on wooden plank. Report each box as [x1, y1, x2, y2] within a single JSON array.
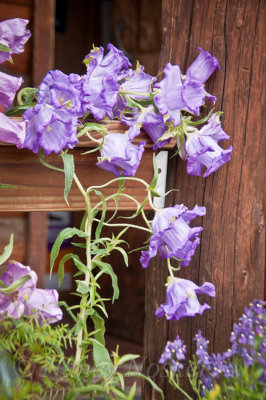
[[142, 0, 265, 398], [33, 0, 55, 85]]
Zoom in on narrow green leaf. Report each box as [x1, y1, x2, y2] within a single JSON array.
[[93, 190, 106, 240], [57, 253, 75, 287], [117, 354, 139, 366], [94, 259, 119, 302], [90, 310, 112, 377], [60, 153, 75, 205], [115, 247, 128, 267], [148, 153, 158, 191], [0, 43, 12, 52], [38, 150, 64, 172], [0, 234, 13, 265], [125, 371, 164, 399], [0, 184, 16, 190], [50, 227, 87, 275], [127, 382, 137, 400], [0, 274, 31, 295], [185, 108, 214, 126]]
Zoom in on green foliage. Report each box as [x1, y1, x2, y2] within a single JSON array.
[[60, 153, 75, 205], [0, 234, 13, 266]]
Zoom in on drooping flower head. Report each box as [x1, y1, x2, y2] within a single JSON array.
[[183, 114, 233, 177], [23, 103, 78, 155], [0, 113, 26, 148], [154, 63, 206, 127], [0, 261, 37, 320], [186, 47, 220, 85], [0, 71, 23, 111], [25, 288, 63, 324], [159, 335, 187, 372], [96, 132, 145, 177], [140, 204, 206, 268], [155, 277, 216, 321], [0, 18, 31, 63]]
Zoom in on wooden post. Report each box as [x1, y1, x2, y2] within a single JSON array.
[[142, 0, 265, 398]]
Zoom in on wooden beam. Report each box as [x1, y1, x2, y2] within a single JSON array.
[[142, 0, 265, 398]]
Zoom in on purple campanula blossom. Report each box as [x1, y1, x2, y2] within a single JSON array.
[[37, 70, 82, 116], [81, 44, 130, 119], [154, 63, 206, 126], [0, 18, 31, 63], [183, 114, 233, 177], [122, 105, 170, 149], [159, 335, 187, 372], [0, 71, 23, 111], [155, 278, 215, 321], [0, 113, 26, 148], [140, 204, 206, 268], [186, 47, 220, 85], [119, 64, 154, 105], [96, 132, 145, 177], [23, 103, 78, 155], [25, 288, 62, 324], [0, 261, 37, 320]]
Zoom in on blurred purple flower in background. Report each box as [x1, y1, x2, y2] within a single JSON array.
[[96, 132, 145, 177], [140, 204, 206, 268], [25, 288, 63, 324], [0, 113, 26, 148], [0, 18, 31, 63], [159, 335, 187, 372], [0, 71, 23, 111], [155, 278, 216, 321], [0, 261, 37, 319]]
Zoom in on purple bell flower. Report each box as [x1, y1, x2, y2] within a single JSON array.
[[186, 47, 220, 85], [184, 115, 233, 177], [154, 63, 206, 126], [37, 70, 82, 116], [81, 44, 130, 119], [0, 113, 26, 148], [140, 204, 206, 268], [155, 277, 216, 321], [25, 288, 63, 324], [0, 71, 23, 111], [0, 18, 31, 63], [0, 261, 37, 320], [96, 132, 145, 177], [23, 103, 78, 155]]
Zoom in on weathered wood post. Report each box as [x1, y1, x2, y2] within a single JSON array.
[[142, 0, 265, 398]]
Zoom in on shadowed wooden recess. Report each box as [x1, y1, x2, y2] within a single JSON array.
[[0, 121, 175, 211]]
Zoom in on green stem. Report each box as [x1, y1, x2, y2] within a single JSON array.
[[93, 218, 152, 233], [169, 376, 194, 400], [167, 258, 174, 278], [73, 173, 92, 373], [119, 90, 150, 97], [88, 176, 150, 191]]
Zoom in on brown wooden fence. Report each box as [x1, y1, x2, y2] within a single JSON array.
[[142, 0, 265, 398]]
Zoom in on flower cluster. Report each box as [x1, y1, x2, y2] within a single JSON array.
[[0, 18, 30, 147], [0, 261, 62, 324], [0, 20, 232, 179], [159, 300, 266, 395]]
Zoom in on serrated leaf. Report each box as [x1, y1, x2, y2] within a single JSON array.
[[50, 228, 87, 275], [94, 259, 119, 302], [60, 153, 75, 205], [0, 234, 13, 265]]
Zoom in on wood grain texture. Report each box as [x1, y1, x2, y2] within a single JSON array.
[[142, 0, 265, 398], [33, 0, 55, 85]]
